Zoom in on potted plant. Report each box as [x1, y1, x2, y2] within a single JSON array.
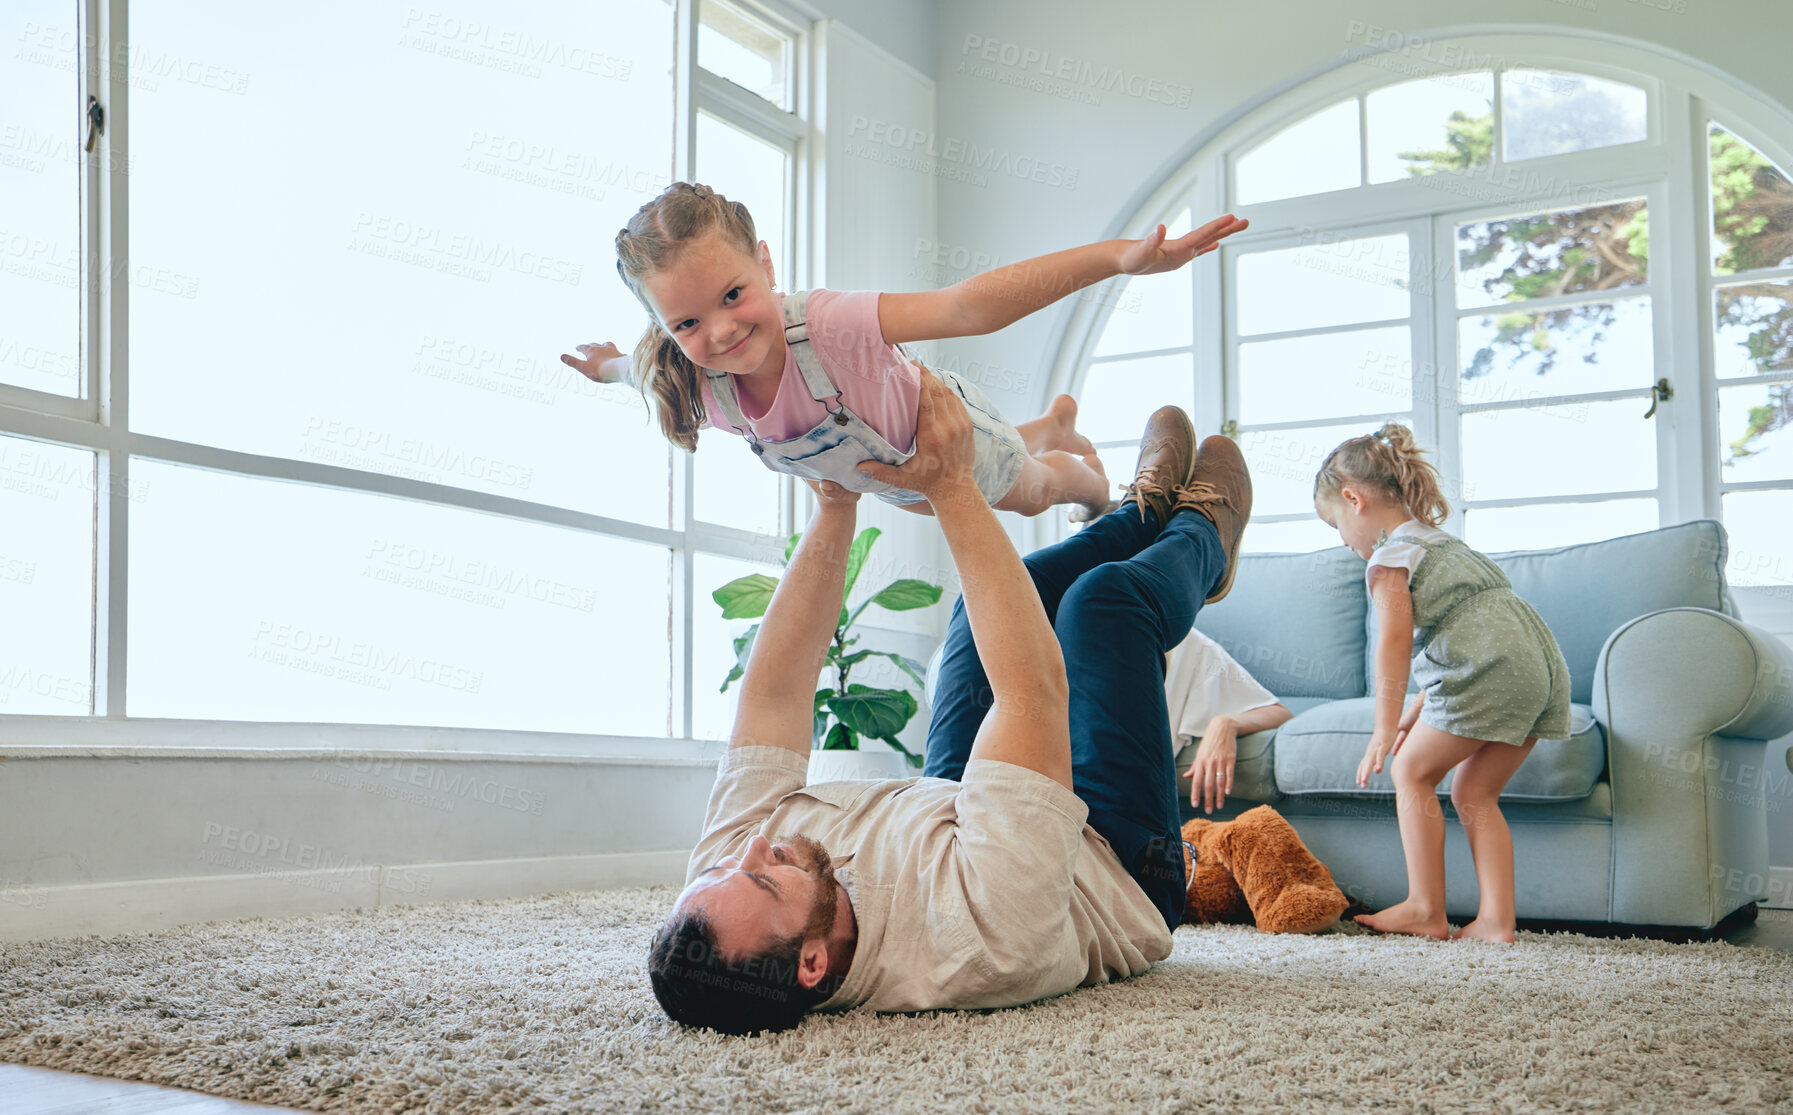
[[713, 526, 942, 780]]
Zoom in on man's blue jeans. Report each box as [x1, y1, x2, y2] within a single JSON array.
[[923, 504, 1226, 931]]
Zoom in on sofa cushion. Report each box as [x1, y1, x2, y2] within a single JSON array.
[[1273, 697, 1606, 802], [1359, 520, 1735, 706], [1489, 519, 1734, 705], [1194, 549, 1367, 700]]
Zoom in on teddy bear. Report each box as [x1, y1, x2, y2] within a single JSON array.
[[1179, 805, 1350, 933]]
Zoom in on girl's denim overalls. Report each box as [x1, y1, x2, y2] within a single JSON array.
[[705, 291, 1028, 508]]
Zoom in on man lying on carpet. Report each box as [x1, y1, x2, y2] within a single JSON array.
[[647, 367, 1252, 1034]]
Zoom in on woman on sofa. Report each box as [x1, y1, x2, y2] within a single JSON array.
[[1165, 627, 1293, 814]]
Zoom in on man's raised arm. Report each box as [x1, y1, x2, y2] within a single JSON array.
[[729, 482, 860, 759], [856, 373, 1073, 791]]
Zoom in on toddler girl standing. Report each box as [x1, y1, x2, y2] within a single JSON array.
[[1313, 423, 1570, 943], [564, 182, 1246, 518]]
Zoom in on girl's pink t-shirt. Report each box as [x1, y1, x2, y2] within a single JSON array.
[[698, 289, 921, 452]]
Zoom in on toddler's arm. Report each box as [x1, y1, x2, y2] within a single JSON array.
[[1357, 565, 1415, 787], [879, 214, 1249, 345], [560, 341, 629, 385]]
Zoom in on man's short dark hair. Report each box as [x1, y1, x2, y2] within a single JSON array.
[[647, 908, 813, 1035]]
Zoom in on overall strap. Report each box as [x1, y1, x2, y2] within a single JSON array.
[[781, 290, 846, 409], [703, 368, 753, 434]]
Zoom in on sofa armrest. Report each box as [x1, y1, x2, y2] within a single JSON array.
[[1594, 607, 1793, 926]]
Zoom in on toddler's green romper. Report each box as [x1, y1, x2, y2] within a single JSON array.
[[1370, 521, 1572, 745]]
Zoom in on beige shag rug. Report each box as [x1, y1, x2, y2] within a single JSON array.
[[2, 888, 1790, 1113]]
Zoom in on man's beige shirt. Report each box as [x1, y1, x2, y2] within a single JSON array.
[[685, 746, 1173, 1014]]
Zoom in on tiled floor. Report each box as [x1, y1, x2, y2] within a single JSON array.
[[4, 908, 1788, 1113]]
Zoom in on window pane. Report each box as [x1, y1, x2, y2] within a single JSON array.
[[694, 427, 782, 535], [2, 2, 82, 398], [698, 0, 788, 109], [0, 435, 93, 715], [1094, 212, 1193, 356], [1715, 280, 1793, 380], [1710, 125, 1793, 275], [1366, 73, 1493, 185], [694, 113, 787, 277], [1501, 71, 1647, 162], [1075, 355, 1192, 443], [1236, 234, 1410, 336], [128, 460, 670, 734], [1235, 99, 1360, 205], [693, 552, 783, 741], [1455, 200, 1647, 308], [1242, 518, 1339, 554], [1459, 296, 1654, 400], [1239, 325, 1411, 425], [1239, 422, 1377, 517], [128, 0, 675, 527], [1464, 498, 1658, 554], [1461, 398, 1655, 501], [1722, 490, 1793, 587], [1718, 381, 1793, 483]]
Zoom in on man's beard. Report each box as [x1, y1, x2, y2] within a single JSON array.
[[771, 832, 837, 941]]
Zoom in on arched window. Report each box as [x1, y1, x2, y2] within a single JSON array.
[[1056, 36, 1793, 592]]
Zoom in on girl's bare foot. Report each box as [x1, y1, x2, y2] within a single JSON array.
[[1451, 918, 1516, 944], [1353, 901, 1452, 940], [1066, 452, 1118, 522], [1031, 394, 1095, 457]]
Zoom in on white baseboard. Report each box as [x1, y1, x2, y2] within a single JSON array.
[[0, 850, 689, 942], [1767, 866, 1793, 910]]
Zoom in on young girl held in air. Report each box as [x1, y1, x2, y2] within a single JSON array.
[[1313, 423, 1570, 943], [563, 181, 1246, 518]]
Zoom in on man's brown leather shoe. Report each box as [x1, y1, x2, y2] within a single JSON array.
[[1173, 434, 1253, 603], [1120, 406, 1198, 528]]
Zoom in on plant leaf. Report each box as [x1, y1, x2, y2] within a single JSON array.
[[882, 653, 929, 690], [874, 734, 923, 768], [822, 722, 858, 751], [842, 527, 881, 601], [826, 684, 917, 742], [812, 688, 833, 747], [784, 531, 802, 566], [870, 579, 942, 612], [720, 624, 760, 693], [712, 573, 778, 620]]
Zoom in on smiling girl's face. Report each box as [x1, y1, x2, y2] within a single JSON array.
[[639, 229, 784, 379]]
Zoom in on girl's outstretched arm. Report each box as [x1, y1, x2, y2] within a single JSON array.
[[1357, 564, 1415, 787], [878, 214, 1248, 345]]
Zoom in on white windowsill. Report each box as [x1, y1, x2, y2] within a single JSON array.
[[0, 716, 729, 765]]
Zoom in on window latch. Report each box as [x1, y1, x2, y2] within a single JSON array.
[[85, 95, 104, 153], [1221, 418, 1239, 440], [1643, 377, 1672, 419]]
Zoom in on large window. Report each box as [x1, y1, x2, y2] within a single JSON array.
[[1061, 38, 1793, 593], [0, 0, 810, 745]]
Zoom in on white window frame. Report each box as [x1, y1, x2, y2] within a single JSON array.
[[0, 0, 822, 760], [1043, 33, 1793, 565]]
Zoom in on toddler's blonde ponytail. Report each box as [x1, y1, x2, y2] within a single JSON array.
[[1314, 421, 1450, 527]]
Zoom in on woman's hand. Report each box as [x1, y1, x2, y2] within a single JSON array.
[[1185, 715, 1238, 813], [560, 341, 625, 384], [1357, 728, 1400, 788], [854, 366, 978, 504], [1118, 214, 1249, 276]]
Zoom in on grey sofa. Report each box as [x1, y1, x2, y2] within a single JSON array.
[[1180, 519, 1793, 930]]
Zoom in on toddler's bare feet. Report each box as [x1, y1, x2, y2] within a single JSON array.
[[1353, 901, 1452, 939], [1046, 395, 1098, 457], [1451, 918, 1516, 944]]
